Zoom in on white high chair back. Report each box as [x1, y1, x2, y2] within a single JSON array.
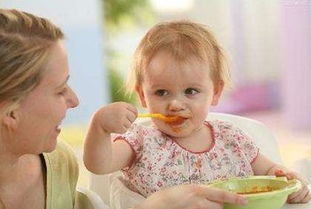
[[75, 187, 109, 209], [88, 112, 282, 208]]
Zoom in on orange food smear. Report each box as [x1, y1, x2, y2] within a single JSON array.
[[163, 116, 183, 123], [171, 126, 182, 133], [237, 186, 274, 194], [161, 116, 186, 133]]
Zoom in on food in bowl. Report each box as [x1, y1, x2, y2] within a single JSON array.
[[207, 176, 301, 209], [236, 185, 273, 194]]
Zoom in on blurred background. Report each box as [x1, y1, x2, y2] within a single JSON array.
[[0, 0, 310, 187]]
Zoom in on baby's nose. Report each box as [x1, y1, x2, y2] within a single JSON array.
[[168, 99, 185, 112]]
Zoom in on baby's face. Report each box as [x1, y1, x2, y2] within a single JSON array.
[[136, 51, 222, 138]]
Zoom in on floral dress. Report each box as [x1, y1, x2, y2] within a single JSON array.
[[113, 120, 259, 197]]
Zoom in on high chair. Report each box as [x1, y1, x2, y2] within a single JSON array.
[[74, 186, 109, 209], [86, 112, 310, 209]]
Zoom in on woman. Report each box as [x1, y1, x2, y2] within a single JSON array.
[[0, 8, 79, 209], [0, 9, 247, 209]]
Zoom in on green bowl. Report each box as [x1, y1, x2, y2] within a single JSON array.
[[207, 176, 301, 209]]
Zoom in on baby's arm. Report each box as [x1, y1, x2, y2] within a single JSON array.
[[251, 153, 288, 175], [83, 102, 138, 174], [252, 153, 311, 203]]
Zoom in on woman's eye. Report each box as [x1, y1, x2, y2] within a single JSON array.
[[155, 89, 168, 96], [184, 88, 199, 95]]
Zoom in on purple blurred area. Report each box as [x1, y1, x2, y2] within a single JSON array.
[[211, 81, 280, 114], [212, 1, 311, 131]]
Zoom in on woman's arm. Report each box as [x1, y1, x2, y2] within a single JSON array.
[[135, 184, 247, 209]]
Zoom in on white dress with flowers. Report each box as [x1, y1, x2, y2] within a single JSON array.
[[112, 120, 259, 198]]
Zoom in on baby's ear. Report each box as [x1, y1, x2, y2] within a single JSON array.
[[211, 81, 224, 106], [135, 85, 147, 108]]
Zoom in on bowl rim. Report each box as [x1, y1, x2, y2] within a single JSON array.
[[207, 176, 302, 200]]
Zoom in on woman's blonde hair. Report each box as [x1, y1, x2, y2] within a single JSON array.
[[0, 9, 64, 114], [126, 20, 230, 93]]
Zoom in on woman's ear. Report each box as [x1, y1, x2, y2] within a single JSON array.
[[2, 109, 18, 130], [135, 85, 147, 108], [211, 81, 224, 106]]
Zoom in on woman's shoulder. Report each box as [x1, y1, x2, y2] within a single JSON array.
[[43, 140, 79, 182], [43, 140, 78, 209]]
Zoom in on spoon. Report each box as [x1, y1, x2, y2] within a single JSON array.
[[138, 113, 181, 123]]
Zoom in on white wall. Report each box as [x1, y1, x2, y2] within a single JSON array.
[[0, 0, 110, 125]]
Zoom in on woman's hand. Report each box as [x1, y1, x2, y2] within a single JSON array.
[[92, 102, 137, 134], [136, 184, 247, 209], [271, 168, 311, 203]]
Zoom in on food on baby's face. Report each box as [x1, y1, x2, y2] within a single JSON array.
[[165, 116, 186, 124], [165, 116, 186, 133]]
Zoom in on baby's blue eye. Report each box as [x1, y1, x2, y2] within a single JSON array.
[[184, 88, 199, 95], [155, 89, 168, 96]]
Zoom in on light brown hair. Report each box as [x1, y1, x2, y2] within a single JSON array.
[[0, 9, 64, 114], [126, 20, 230, 93]]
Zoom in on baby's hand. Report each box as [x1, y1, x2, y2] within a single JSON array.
[[274, 169, 311, 204], [92, 102, 137, 134]]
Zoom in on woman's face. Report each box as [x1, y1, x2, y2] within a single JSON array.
[[6, 41, 79, 155]]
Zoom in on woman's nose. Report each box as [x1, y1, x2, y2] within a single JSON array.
[[168, 99, 185, 112], [67, 87, 80, 108]]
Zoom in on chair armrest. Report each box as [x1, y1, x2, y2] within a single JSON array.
[[291, 157, 311, 183], [75, 186, 110, 209], [282, 202, 311, 209]]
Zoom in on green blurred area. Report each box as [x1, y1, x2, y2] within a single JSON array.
[[103, 0, 153, 31], [103, 0, 154, 104]]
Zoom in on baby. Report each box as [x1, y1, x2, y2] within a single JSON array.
[[84, 20, 310, 204]]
